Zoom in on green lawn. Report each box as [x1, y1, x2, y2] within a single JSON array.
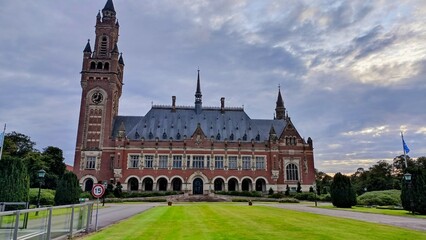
[[318, 205, 426, 218], [81, 203, 426, 240]]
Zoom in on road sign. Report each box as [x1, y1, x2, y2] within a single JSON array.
[[91, 184, 105, 198]]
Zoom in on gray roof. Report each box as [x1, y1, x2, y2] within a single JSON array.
[[112, 106, 286, 142]]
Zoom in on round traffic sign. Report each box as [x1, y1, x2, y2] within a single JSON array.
[[91, 184, 105, 198]]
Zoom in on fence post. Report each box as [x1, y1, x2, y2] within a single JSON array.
[[69, 205, 75, 238], [13, 210, 20, 240], [85, 204, 92, 232], [46, 208, 53, 240]]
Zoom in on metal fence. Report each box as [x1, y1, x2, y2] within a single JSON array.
[[0, 202, 93, 240]]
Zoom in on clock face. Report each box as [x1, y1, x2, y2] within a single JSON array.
[[91, 91, 103, 104]]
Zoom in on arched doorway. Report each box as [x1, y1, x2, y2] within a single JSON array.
[[172, 178, 182, 191], [242, 179, 252, 191], [84, 178, 94, 192], [214, 178, 224, 191], [255, 179, 266, 192], [228, 178, 238, 192], [143, 178, 153, 191], [193, 178, 203, 195], [158, 178, 168, 191], [128, 177, 139, 191]]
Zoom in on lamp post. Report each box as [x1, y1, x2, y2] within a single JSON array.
[[403, 172, 414, 215], [313, 184, 317, 207], [36, 169, 46, 209]]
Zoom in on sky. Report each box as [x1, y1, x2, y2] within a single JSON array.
[[0, 0, 425, 174]]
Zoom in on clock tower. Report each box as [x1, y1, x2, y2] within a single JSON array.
[[74, 0, 124, 178]]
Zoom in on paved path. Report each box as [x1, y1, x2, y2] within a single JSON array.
[[88, 203, 161, 231], [261, 203, 426, 232]]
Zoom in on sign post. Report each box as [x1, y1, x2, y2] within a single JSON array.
[[91, 184, 105, 231]]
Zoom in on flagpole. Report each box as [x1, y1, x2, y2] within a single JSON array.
[[401, 132, 408, 169], [0, 124, 6, 160]]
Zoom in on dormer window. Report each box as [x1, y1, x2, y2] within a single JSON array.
[[99, 36, 108, 56]]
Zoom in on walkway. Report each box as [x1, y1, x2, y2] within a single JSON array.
[[263, 203, 426, 231]]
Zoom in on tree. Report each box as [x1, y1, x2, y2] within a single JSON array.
[[54, 172, 81, 205], [0, 156, 30, 204], [401, 156, 426, 214], [2, 131, 36, 158], [315, 169, 332, 195], [113, 182, 123, 198], [296, 181, 302, 193], [330, 172, 356, 208]]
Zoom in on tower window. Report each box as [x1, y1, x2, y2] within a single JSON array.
[[99, 36, 108, 56], [90, 62, 96, 69], [97, 62, 103, 69], [104, 62, 109, 70]]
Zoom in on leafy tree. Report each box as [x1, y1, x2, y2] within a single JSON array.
[[54, 172, 81, 205], [296, 181, 302, 193], [2, 131, 36, 158], [315, 169, 332, 195], [0, 156, 30, 204], [330, 172, 356, 208], [285, 185, 290, 196], [401, 156, 426, 214]]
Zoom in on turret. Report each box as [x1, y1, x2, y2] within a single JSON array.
[[195, 69, 202, 114], [275, 86, 285, 120]]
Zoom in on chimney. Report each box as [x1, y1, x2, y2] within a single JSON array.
[[172, 96, 176, 112], [221, 97, 225, 113]]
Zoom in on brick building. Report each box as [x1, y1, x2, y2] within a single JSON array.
[[73, 0, 315, 194]]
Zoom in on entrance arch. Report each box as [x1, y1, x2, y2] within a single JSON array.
[[171, 178, 182, 191], [255, 179, 266, 192], [84, 178, 94, 192], [128, 177, 139, 191], [193, 178, 203, 194], [143, 178, 153, 191], [242, 179, 252, 191], [158, 178, 168, 191], [214, 178, 224, 191], [228, 178, 238, 192]]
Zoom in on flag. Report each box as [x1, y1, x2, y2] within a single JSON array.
[[402, 134, 410, 154]]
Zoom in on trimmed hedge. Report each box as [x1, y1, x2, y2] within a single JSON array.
[[216, 191, 262, 197], [29, 188, 55, 206], [357, 190, 401, 206]]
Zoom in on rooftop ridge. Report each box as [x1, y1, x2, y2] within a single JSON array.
[[152, 105, 244, 111]]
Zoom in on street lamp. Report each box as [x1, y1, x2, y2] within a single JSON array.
[[36, 169, 46, 209], [313, 184, 317, 207], [403, 172, 414, 215]]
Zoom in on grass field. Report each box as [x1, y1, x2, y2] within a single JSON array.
[[319, 205, 426, 218], [81, 203, 426, 240]]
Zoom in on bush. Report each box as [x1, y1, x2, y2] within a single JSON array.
[[294, 192, 316, 201], [285, 185, 290, 196], [331, 172, 356, 208], [54, 172, 81, 205], [216, 191, 262, 197], [401, 169, 426, 214], [357, 190, 401, 206], [0, 156, 30, 204], [79, 191, 93, 200], [318, 194, 331, 202], [268, 188, 274, 195], [268, 192, 285, 199], [29, 188, 55, 206], [278, 198, 300, 203]]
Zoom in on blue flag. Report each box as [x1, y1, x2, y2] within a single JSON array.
[[402, 136, 410, 154]]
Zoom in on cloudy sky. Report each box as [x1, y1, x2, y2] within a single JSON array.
[[1, 0, 425, 174]]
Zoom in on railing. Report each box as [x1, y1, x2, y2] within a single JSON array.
[[0, 202, 93, 240]]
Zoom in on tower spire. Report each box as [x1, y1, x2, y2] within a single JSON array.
[[195, 68, 202, 114], [275, 85, 285, 120]]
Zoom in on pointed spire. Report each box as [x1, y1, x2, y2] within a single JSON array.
[[275, 85, 286, 120], [119, 53, 125, 65], [103, 0, 116, 13], [195, 68, 202, 114], [83, 39, 92, 53], [97, 10, 101, 19]]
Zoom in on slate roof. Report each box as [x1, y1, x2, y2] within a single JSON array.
[[103, 0, 115, 13], [112, 105, 286, 142]]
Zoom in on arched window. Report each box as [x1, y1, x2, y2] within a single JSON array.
[[90, 62, 96, 69], [286, 163, 299, 181], [229, 133, 234, 141], [216, 133, 221, 140], [242, 133, 247, 141], [162, 132, 167, 139], [99, 36, 108, 56], [104, 62, 109, 70], [97, 62, 103, 69]]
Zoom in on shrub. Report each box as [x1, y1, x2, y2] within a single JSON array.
[[29, 188, 55, 206], [268, 192, 285, 199], [330, 172, 356, 208], [296, 182, 302, 193], [357, 190, 401, 206], [294, 192, 316, 201], [54, 172, 81, 205], [0, 156, 30, 204], [216, 191, 262, 197], [79, 191, 93, 200], [113, 181, 123, 198], [278, 198, 299, 203], [318, 194, 331, 202], [285, 185, 290, 196], [268, 187, 274, 195]]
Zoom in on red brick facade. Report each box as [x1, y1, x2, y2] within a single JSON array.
[[73, 0, 315, 194]]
